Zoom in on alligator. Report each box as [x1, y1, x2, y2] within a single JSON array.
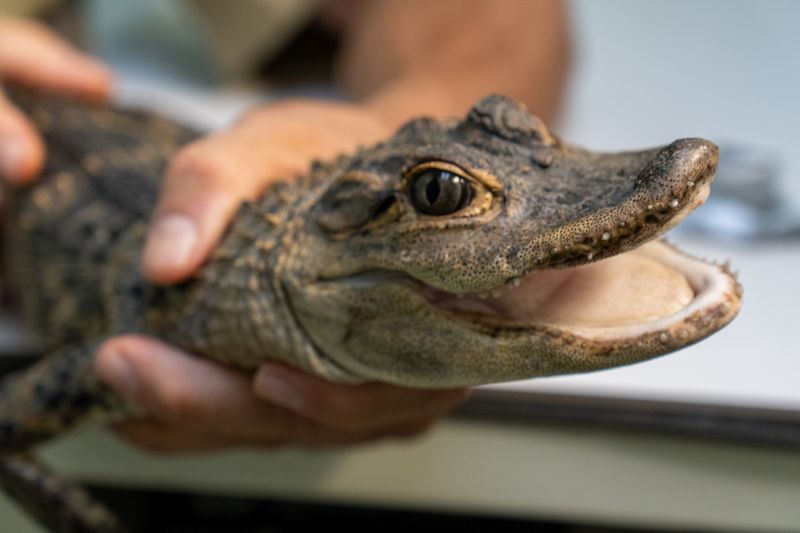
[[0, 87, 741, 532]]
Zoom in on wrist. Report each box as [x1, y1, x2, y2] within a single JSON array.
[[362, 75, 466, 131]]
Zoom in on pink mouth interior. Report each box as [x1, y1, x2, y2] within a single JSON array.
[[423, 244, 694, 328]]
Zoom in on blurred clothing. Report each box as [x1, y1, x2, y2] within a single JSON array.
[[0, 0, 319, 81], [0, 0, 58, 15]]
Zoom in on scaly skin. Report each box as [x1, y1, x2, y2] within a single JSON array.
[[0, 88, 741, 532]]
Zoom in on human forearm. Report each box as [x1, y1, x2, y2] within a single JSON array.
[[334, 0, 570, 128]]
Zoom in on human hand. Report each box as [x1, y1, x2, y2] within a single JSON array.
[[95, 99, 470, 451], [97, 336, 470, 452], [0, 17, 112, 182], [139, 98, 392, 284]]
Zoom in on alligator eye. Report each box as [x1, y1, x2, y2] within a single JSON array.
[[410, 169, 473, 216]]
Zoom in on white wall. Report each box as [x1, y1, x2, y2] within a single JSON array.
[[561, 0, 799, 200]]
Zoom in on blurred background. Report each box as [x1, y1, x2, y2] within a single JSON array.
[[1, 0, 799, 531]]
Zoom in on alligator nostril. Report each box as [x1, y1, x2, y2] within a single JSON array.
[[634, 138, 719, 199], [688, 139, 720, 172]]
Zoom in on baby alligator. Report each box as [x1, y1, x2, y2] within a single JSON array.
[[0, 88, 741, 532]]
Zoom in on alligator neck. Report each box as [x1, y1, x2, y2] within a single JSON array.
[[153, 179, 319, 370]]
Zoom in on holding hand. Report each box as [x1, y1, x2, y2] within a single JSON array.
[[0, 17, 112, 182], [98, 336, 469, 453], [140, 99, 391, 284], [0, 16, 469, 452], [97, 100, 470, 452]]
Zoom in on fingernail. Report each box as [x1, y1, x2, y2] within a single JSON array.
[[254, 368, 305, 411], [0, 137, 26, 181], [96, 348, 138, 400], [143, 214, 197, 275]]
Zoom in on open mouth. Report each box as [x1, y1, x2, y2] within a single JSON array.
[[418, 176, 741, 349], [304, 137, 741, 386], [421, 239, 740, 342]]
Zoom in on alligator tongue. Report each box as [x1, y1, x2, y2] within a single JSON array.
[[430, 242, 694, 328]]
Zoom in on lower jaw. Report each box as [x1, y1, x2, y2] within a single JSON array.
[[425, 240, 742, 344]]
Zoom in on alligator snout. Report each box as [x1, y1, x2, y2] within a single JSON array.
[[634, 138, 719, 200]]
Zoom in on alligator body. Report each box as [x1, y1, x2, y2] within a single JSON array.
[[0, 88, 741, 532]]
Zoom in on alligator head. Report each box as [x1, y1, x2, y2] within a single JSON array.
[[285, 95, 742, 387]]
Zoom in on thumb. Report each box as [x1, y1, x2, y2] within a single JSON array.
[[140, 99, 390, 285], [140, 128, 308, 284]]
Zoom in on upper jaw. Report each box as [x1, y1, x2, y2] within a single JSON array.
[[317, 139, 719, 298], [423, 240, 739, 328], [516, 138, 720, 275], [408, 138, 720, 299]]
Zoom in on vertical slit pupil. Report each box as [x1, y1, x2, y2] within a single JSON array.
[[425, 174, 441, 204]]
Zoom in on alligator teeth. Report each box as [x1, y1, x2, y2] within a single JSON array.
[[492, 289, 504, 298]]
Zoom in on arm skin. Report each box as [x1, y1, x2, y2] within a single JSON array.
[[0, 0, 570, 452], [334, 0, 570, 127]]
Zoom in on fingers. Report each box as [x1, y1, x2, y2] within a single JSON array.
[[111, 415, 436, 455], [0, 17, 113, 182], [142, 100, 390, 284], [95, 336, 443, 452], [254, 364, 471, 432], [140, 131, 298, 284], [95, 336, 456, 453], [111, 420, 243, 454], [0, 89, 43, 182], [0, 18, 112, 99], [96, 336, 321, 443]]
